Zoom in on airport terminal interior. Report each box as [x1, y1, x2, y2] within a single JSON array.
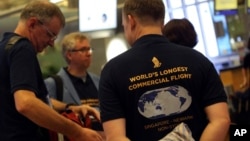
[[1, 0, 250, 129]]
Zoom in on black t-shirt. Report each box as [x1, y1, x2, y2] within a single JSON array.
[[0, 32, 48, 141], [99, 34, 227, 141], [64, 68, 102, 130], [64, 68, 99, 107]]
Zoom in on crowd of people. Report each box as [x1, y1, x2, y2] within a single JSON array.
[[0, 0, 232, 141]]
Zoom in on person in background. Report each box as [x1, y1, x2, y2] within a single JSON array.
[[0, 1, 103, 141], [98, 0, 230, 141], [231, 37, 250, 124], [162, 18, 198, 48], [241, 38, 250, 88], [44, 32, 104, 135], [45, 32, 99, 108]]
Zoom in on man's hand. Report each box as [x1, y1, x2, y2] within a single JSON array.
[[68, 105, 101, 121], [50, 99, 100, 121], [68, 105, 105, 141]]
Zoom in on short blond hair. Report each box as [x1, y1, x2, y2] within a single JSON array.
[[61, 32, 90, 63]]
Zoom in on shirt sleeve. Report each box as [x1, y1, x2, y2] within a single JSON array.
[[8, 40, 41, 95]]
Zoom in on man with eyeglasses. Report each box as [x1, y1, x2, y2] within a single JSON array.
[[0, 1, 103, 141], [38, 19, 58, 41], [44, 32, 103, 134]]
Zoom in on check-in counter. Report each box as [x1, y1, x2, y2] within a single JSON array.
[[219, 65, 243, 93]]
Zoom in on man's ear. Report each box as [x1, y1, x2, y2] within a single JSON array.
[[128, 14, 136, 30], [66, 52, 73, 62], [27, 17, 37, 29]]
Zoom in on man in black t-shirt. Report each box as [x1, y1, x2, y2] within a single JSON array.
[[98, 0, 231, 141], [45, 32, 104, 134], [45, 32, 100, 107], [0, 1, 102, 141]]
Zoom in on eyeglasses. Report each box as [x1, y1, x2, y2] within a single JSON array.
[[38, 19, 57, 41], [69, 47, 93, 53]]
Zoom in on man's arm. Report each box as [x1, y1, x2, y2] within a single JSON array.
[[199, 102, 231, 141], [14, 90, 103, 141], [50, 98, 67, 112], [50, 98, 101, 121], [102, 118, 131, 141]]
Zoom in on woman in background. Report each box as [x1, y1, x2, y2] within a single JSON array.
[[162, 18, 198, 48]]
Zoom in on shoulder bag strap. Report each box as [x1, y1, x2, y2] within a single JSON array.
[[5, 35, 25, 50], [50, 75, 63, 101]]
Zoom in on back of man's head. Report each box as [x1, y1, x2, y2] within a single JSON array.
[[123, 0, 165, 25]]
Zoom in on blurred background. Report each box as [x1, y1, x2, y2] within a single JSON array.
[[0, 0, 249, 78]]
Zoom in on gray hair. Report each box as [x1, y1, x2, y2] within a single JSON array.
[[20, 0, 65, 27], [61, 32, 90, 63]]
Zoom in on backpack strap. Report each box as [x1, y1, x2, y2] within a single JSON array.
[[4, 35, 27, 69], [50, 75, 63, 101], [5, 35, 25, 51]]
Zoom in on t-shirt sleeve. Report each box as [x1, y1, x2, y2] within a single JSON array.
[[99, 63, 125, 122], [201, 63, 228, 107], [8, 40, 40, 95]]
